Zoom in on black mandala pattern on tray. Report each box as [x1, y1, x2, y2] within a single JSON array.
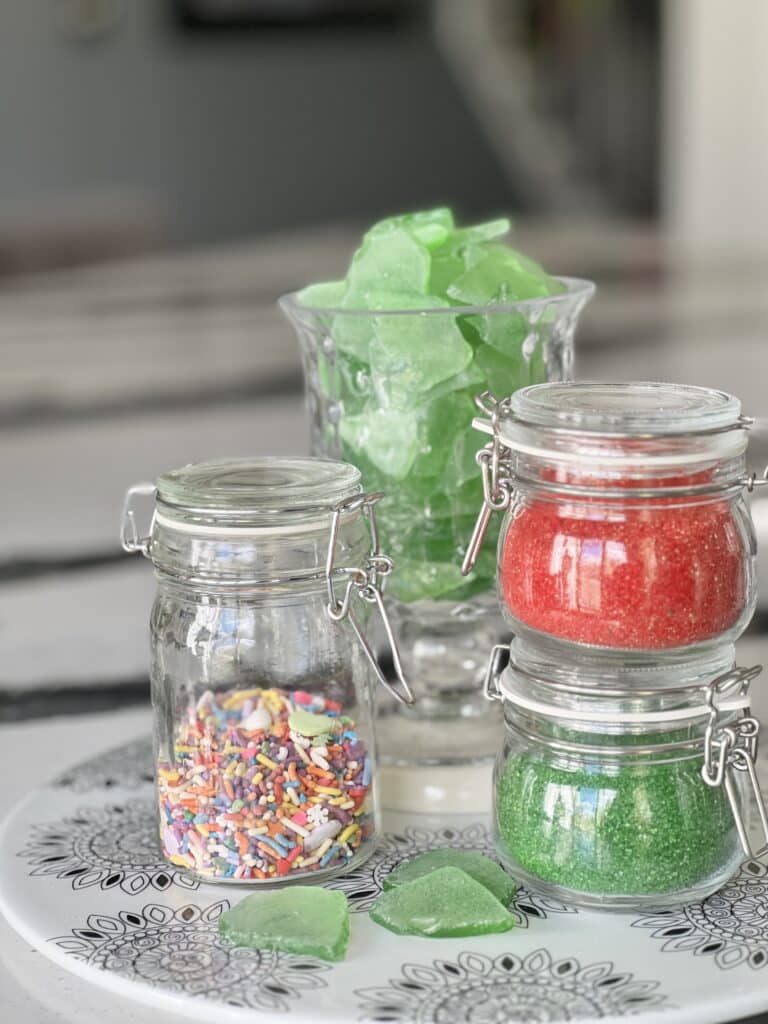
[[51, 900, 330, 1013], [633, 857, 768, 971], [18, 800, 198, 895], [53, 737, 154, 792], [357, 948, 669, 1022], [324, 824, 577, 925]]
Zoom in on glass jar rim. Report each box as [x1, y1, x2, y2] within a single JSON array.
[[498, 667, 749, 728], [508, 638, 737, 693], [496, 642, 751, 732], [155, 456, 362, 531], [506, 381, 744, 436], [492, 382, 749, 473], [278, 276, 595, 318]]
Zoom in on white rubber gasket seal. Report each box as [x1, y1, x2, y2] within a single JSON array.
[[153, 507, 359, 539], [498, 673, 749, 724]]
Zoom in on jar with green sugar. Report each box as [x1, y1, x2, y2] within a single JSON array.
[[485, 641, 768, 910]]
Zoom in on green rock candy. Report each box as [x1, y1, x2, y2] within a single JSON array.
[[383, 850, 516, 905], [298, 207, 567, 603], [288, 708, 338, 737], [370, 866, 515, 938], [218, 887, 350, 962]]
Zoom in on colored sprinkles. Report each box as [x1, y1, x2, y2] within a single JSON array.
[[157, 687, 374, 881]]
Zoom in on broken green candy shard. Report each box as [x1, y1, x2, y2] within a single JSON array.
[[447, 244, 563, 306], [339, 407, 420, 480], [370, 866, 515, 938], [348, 228, 431, 294], [452, 217, 511, 244], [365, 207, 455, 251], [332, 290, 446, 361], [370, 313, 472, 406], [219, 887, 349, 962], [288, 708, 338, 737], [383, 850, 517, 906], [296, 280, 346, 308], [383, 558, 467, 604]]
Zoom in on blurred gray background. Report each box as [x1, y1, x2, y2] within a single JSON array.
[[3, 0, 768, 722]]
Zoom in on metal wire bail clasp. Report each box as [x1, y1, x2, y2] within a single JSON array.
[[482, 644, 509, 703], [461, 391, 513, 576], [701, 664, 768, 858], [120, 482, 156, 557], [325, 493, 415, 708]]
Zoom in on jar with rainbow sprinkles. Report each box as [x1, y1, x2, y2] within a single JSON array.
[[121, 456, 413, 884]]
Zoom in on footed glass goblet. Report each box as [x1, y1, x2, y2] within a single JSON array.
[[280, 279, 594, 769]]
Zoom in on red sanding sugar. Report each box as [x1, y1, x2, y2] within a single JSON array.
[[500, 491, 748, 650]]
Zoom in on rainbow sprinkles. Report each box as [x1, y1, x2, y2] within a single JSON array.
[[157, 687, 374, 881]]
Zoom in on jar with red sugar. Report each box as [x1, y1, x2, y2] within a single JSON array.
[[462, 382, 759, 656]]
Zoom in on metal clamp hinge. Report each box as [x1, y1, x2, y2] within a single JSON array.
[[483, 644, 509, 703], [746, 465, 768, 492], [461, 392, 513, 576], [701, 665, 768, 858], [325, 492, 414, 708], [120, 482, 156, 557]]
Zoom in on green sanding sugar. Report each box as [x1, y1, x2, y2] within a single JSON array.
[[496, 750, 738, 897]]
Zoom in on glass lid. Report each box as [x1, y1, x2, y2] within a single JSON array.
[[497, 639, 751, 730], [155, 456, 362, 526], [507, 382, 743, 435], [494, 382, 749, 467]]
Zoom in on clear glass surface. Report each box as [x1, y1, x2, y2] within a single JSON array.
[[280, 281, 594, 765], [498, 465, 756, 657], [156, 455, 361, 523], [492, 690, 747, 910], [144, 457, 381, 884], [506, 381, 743, 434]]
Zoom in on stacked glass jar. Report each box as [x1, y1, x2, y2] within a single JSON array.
[[463, 382, 768, 909]]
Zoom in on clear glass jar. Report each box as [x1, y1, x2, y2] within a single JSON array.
[[485, 641, 766, 910], [465, 382, 758, 656], [121, 456, 412, 884], [280, 281, 594, 768]]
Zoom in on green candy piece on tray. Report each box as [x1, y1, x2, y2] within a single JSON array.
[[383, 850, 517, 906], [370, 866, 515, 938], [288, 708, 337, 737], [219, 888, 350, 962]]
